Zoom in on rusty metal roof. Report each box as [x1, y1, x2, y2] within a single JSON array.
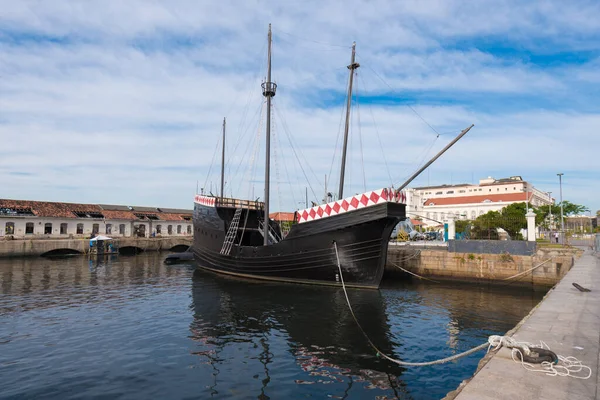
[[0, 199, 192, 221]]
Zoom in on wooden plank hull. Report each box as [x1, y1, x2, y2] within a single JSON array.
[[191, 201, 405, 289]]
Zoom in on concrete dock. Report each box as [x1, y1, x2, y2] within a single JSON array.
[[449, 250, 599, 400]]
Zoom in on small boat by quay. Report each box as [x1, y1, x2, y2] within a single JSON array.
[[191, 25, 472, 289]]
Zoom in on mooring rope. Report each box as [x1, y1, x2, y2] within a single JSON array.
[[334, 241, 485, 366], [488, 336, 592, 379], [332, 241, 593, 376], [501, 258, 552, 281], [388, 259, 440, 283]]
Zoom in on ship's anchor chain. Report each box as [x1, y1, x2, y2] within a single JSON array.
[[331, 241, 592, 377]]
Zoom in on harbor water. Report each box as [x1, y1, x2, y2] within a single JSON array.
[[0, 254, 545, 399]]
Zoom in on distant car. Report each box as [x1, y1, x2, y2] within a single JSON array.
[[409, 231, 426, 241], [424, 231, 438, 241]]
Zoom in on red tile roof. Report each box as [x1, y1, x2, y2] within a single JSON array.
[[0, 199, 191, 221], [0, 199, 103, 218], [270, 212, 296, 222], [424, 192, 529, 206]]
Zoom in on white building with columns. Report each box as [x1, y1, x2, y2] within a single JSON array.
[[405, 176, 553, 227]]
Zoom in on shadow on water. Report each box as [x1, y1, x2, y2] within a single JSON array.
[[190, 269, 410, 397], [188, 268, 546, 399]]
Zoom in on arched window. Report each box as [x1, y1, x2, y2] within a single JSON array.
[[92, 224, 99, 235], [168, 225, 173, 235], [156, 225, 162, 234], [5, 222, 15, 235], [26, 222, 34, 234], [187, 225, 192, 234], [177, 225, 182, 234], [60, 223, 68, 234], [44, 223, 52, 234], [471, 210, 476, 219], [119, 224, 125, 235], [76, 223, 84, 234]]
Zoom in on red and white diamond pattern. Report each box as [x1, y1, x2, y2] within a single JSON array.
[[297, 188, 406, 224], [194, 195, 216, 207]]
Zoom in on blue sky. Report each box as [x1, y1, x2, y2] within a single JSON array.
[[1, 0, 599, 213]]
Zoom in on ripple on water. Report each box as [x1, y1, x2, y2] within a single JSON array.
[[0, 254, 545, 399]]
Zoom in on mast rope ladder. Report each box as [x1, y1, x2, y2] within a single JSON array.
[[220, 209, 243, 255]]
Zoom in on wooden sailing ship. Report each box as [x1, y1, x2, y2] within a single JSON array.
[[191, 25, 472, 288]]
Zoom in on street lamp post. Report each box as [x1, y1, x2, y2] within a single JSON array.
[[524, 185, 529, 214], [557, 173, 564, 244], [586, 210, 592, 234], [548, 191, 552, 238]]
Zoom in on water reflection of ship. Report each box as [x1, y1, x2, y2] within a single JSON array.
[[189, 269, 408, 395]]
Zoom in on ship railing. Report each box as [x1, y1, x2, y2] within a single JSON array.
[[215, 197, 264, 210], [259, 220, 282, 244]]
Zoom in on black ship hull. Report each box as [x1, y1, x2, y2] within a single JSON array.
[[192, 199, 405, 289]]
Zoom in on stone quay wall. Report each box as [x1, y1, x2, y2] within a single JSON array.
[[0, 237, 193, 258], [386, 245, 583, 287]]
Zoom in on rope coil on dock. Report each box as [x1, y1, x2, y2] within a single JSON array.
[[332, 241, 593, 377]]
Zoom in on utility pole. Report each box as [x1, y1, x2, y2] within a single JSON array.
[[338, 42, 359, 200], [548, 191, 552, 235], [524, 185, 529, 214], [557, 173, 564, 244]]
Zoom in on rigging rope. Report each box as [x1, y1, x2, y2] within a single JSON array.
[[242, 102, 265, 201], [203, 130, 222, 194], [228, 101, 266, 194], [224, 44, 268, 193], [356, 58, 447, 187], [332, 242, 592, 376], [354, 75, 367, 193], [328, 71, 351, 199], [271, 104, 283, 215], [273, 110, 298, 211], [362, 61, 441, 138], [273, 104, 320, 203], [357, 73, 394, 187]]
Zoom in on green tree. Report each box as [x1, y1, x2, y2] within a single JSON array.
[[560, 201, 590, 216], [471, 211, 501, 239], [468, 203, 528, 239], [534, 201, 589, 226]]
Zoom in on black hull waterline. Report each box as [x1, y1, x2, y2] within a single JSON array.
[[192, 201, 405, 289]]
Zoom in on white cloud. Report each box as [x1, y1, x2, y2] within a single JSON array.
[[0, 0, 599, 212]]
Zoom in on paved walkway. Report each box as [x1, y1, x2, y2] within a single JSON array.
[[454, 250, 600, 400]]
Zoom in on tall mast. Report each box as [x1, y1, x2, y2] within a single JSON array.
[[220, 117, 226, 198], [338, 42, 359, 199], [261, 24, 277, 245]]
